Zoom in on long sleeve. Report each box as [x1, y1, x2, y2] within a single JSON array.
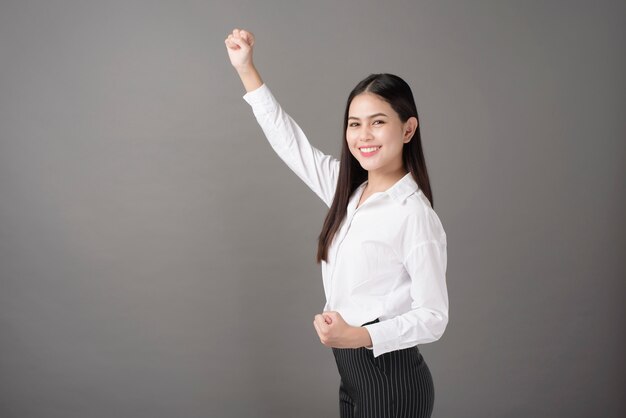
[[363, 236, 449, 358], [243, 83, 340, 208]]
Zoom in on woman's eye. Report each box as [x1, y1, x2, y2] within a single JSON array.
[[373, 120, 384, 125], [349, 123, 359, 127]]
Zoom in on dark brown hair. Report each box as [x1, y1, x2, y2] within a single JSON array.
[[315, 73, 433, 263]]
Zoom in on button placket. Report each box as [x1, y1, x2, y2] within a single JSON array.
[[326, 209, 357, 309], [326, 185, 386, 310]]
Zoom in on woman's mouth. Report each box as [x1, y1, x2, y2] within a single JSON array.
[[359, 146, 381, 157]]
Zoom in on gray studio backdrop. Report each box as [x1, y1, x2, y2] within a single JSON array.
[[1, 1, 624, 417]]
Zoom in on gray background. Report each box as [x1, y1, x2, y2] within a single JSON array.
[[1, 0, 624, 417]]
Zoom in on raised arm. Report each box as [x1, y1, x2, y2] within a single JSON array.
[[225, 28, 340, 207], [224, 28, 263, 92]]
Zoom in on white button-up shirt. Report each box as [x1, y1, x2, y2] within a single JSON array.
[[243, 83, 449, 358]]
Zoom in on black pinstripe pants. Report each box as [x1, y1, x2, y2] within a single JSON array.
[[331, 318, 434, 418]]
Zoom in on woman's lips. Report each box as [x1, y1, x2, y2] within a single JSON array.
[[359, 146, 381, 157]]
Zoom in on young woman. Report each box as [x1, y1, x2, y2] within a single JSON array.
[[225, 28, 449, 418]]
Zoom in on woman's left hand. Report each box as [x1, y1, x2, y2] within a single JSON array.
[[313, 311, 364, 349]]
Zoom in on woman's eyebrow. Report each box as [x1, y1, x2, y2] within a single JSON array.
[[348, 113, 388, 120]]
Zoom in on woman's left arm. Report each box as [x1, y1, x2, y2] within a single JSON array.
[[363, 235, 449, 358]]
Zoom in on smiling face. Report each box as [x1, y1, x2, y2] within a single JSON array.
[[346, 92, 416, 176]]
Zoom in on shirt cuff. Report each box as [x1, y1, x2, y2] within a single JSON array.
[[363, 320, 401, 358], [242, 83, 276, 115]]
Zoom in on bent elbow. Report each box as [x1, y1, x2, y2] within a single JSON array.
[[432, 310, 449, 341]]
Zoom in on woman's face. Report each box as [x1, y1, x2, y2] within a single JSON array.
[[346, 92, 415, 175]]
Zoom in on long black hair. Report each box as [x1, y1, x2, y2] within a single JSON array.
[[316, 73, 433, 263]]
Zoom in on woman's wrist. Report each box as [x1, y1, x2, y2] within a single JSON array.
[[235, 62, 255, 74], [350, 326, 373, 349], [236, 64, 263, 92]]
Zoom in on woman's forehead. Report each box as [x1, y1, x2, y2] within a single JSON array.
[[349, 93, 396, 118]]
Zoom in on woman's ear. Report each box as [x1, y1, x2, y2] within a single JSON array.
[[403, 117, 418, 143]]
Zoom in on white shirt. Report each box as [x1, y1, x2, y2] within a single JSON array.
[[243, 83, 449, 358]]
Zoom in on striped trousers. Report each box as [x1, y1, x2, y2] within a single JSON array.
[[331, 318, 434, 418]]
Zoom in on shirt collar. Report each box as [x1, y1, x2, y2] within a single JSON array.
[[359, 172, 419, 204]]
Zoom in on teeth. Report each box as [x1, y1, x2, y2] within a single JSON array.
[[361, 147, 380, 153]]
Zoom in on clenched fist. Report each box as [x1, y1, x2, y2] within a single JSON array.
[[313, 311, 373, 349], [224, 28, 255, 72]]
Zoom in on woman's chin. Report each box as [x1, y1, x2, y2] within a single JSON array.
[[359, 161, 382, 172]]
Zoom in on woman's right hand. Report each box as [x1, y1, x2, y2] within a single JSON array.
[[225, 28, 255, 72]]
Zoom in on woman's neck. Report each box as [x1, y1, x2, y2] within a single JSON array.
[[366, 167, 408, 193]]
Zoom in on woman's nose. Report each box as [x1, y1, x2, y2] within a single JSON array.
[[359, 125, 374, 140]]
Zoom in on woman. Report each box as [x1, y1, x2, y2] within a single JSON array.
[[225, 28, 449, 418]]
